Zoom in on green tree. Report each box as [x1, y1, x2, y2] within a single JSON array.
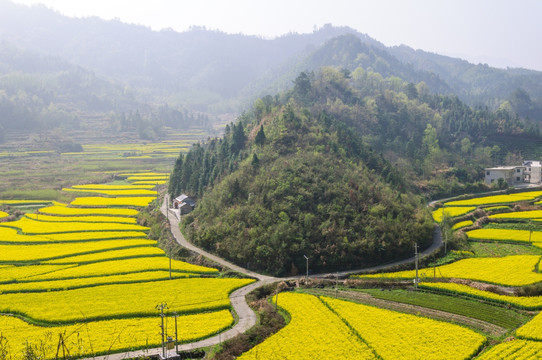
[[254, 125, 266, 146]]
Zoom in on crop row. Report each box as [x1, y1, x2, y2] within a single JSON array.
[[0, 309, 233, 359], [0, 256, 218, 283], [70, 196, 156, 207], [38, 204, 139, 217], [0, 216, 149, 234], [25, 213, 138, 224], [238, 292, 378, 359], [0, 278, 253, 323], [0, 239, 157, 263], [419, 282, 542, 310], [0, 270, 192, 293], [239, 293, 485, 360], [489, 209, 542, 219], [515, 310, 542, 340], [355, 255, 542, 286], [431, 207, 476, 222], [63, 188, 158, 197], [444, 191, 542, 206], [321, 296, 485, 360], [452, 220, 473, 230], [466, 228, 542, 244], [477, 340, 542, 359], [71, 184, 155, 190]]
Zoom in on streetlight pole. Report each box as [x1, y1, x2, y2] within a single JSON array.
[[414, 242, 419, 289], [303, 255, 309, 281]]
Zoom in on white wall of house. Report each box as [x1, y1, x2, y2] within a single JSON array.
[[484, 167, 525, 185]]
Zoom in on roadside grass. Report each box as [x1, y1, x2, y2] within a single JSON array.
[[355, 288, 530, 330]]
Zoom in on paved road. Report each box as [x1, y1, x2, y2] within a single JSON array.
[[89, 197, 442, 359]]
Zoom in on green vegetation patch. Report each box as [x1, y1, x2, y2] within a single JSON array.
[[356, 288, 529, 330]]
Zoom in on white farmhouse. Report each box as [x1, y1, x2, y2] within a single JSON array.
[[523, 160, 542, 183], [484, 166, 526, 186]]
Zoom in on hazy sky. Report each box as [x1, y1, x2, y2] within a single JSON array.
[[12, 0, 542, 71]]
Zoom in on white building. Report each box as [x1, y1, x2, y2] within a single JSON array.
[[523, 160, 542, 183], [484, 160, 542, 186], [484, 166, 525, 186]]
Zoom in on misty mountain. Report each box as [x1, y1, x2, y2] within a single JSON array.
[[0, 0, 541, 119]]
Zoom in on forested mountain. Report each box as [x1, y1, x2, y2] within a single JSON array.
[[168, 67, 542, 275], [1, 0, 542, 118]]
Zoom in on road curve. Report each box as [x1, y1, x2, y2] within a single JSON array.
[[87, 197, 442, 359]]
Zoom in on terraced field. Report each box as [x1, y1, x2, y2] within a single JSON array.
[[0, 178, 253, 358]]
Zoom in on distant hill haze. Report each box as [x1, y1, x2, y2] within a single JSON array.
[[1, 0, 541, 118]]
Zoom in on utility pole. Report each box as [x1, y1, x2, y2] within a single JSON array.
[[156, 303, 169, 359], [335, 272, 338, 298], [414, 242, 419, 289], [303, 255, 309, 281], [174, 312, 179, 355], [166, 197, 169, 222]]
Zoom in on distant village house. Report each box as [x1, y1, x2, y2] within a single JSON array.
[[484, 160, 542, 186], [173, 194, 196, 214]]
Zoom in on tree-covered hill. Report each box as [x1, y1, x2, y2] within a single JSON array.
[[168, 66, 542, 275]]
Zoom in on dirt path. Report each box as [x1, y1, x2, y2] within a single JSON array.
[[305, 288, 507, 337]]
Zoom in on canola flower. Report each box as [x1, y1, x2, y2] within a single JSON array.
[[355, 255, 542, 286], [0, 264, 73, 283], [38, 205, 139, 217], [0, 278, 254, 323], [237, 292, 378, 360], [131, 180, 167, 185], [483, 205, 510, 211], [71, 184, 155, 190], [63, 188, 158, 197], [29, 256, 218, 280], [70, 196, 156, 207], [322, 296, 486, 360], [43, 246, 165, 264], [0, 309, 233, 359], [0, 200, 53, 206], [452, 220, 473, 230], [0, 217, 149, 234], [419, 282, 542, 310], [25, 213, 137, 224], [432, 207, 476, 222], [516, 310, 542, 340], [489, 210, 542, 219], [466, 228, 542, 244], [0, 240, 157, 263], [0, 271, 193, 293], [476, 339, 542, 360], [41, 231, 148, 242], [0, 211, 8, 219], [445, 191, 542, 206]]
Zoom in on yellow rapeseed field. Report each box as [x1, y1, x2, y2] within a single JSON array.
[[0, 210, 8, 219], [0, 310, 233, 359], [43, 246, 165, 264], [451, 220, 473, 230], [419, 282, 542, 309], [0, 264, 73, 283], [515, 311, 542, 340], [0, 240, 157, 263], [64, 188, 158, 197], [25, 213, 138, 224], [38, 205, 139, 217], [445, 191, 542, 206], [29, 256, 218, 280], [0, 217, 148, 234], [489, 210, 542, 219], [72, 184, 155, 190], [0, 271, 192, 293], [355, 255, 542, 286], [322, 296, 486, 360], [431, 206, 476, 222], [70, 196, 156, 207], [476, 339, 542, 360], [41, 231, 148, 242], [237, 292, 378, 360], [466, 228, 541, 243], [0, 278, 254, 323]]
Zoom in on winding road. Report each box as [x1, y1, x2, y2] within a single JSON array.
[[89, 198, 442, 360]]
